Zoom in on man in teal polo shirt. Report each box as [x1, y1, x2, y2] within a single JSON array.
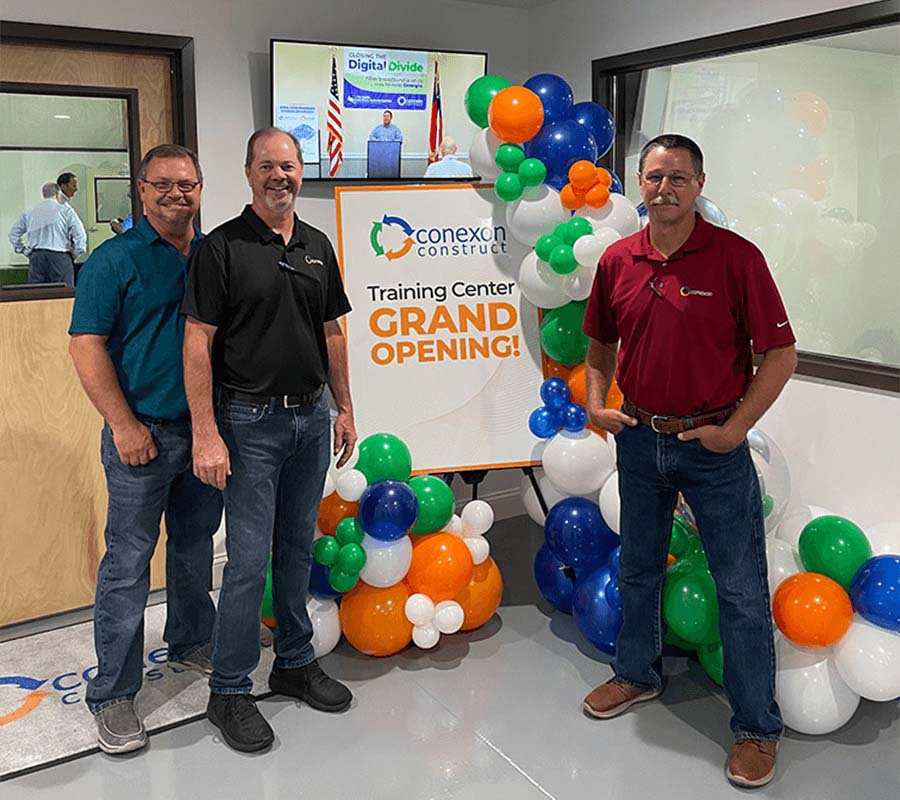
[[69, 144, 222, 755]]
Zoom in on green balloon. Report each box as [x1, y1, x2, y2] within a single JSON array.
[[663, 570, 720, 645], [260, 561, 274, 620], [495, 143, 525, 173], [664, 626, 696, 652], [336, 542, 366, 573], [564, 216, 593, 245], [798, 515, 872, 591], [553, 222, 569, 241], [495, 172, 523, 202], [669, 517, 693, 559], [328, 568, 359, 594], [698, 643, 724, 686], [314, 536, 340, 566], [535, 234, 561, 263], [409, 475, 455, 534], [518, 158, 547, 187], [356, 433, 412, 483], [549, 244, 578, 275], [762, 494, 775, 518], [539, 300, 589, 366], [464, 74, 512, 128], [335, 516, 364, 547]]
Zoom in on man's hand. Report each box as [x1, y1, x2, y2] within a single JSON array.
[[111, 420, 158, 466], [193, 430, 231, 490], [678, 423, 746, 453], [587, 406, 637, 435], [333, 411, 358, 469]]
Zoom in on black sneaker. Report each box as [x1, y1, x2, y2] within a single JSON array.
[[268, 660, 352, 712], [206, 693, 274, 752]]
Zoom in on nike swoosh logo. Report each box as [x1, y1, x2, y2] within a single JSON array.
[[777, 321, 789, 328]]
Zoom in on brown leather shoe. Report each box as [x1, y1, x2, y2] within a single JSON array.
[[726, 739, 778, 788], [582, 677, 662, 719]]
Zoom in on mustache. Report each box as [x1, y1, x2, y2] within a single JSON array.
[[650, 194, 679, 206]]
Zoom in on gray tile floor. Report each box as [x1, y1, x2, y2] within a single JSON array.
[[5, 517, 899, 799]]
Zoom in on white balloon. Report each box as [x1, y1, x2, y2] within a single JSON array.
[[865, 521, 900, 555], [506, 185, 568, 247], [516, 249, 568, 308], [405, 593, 436, 626], [322, 476, 334, 499], [461, 500, 494, 536], [335, 469, 367, 502], [775, 636, 860, 735], [468, 128, 502, 182], [563, 264, 596, 301], [519, 469, 588, 526], [359, 534, 413, 588], [833, 615, 900, 702], [412, 623, 441, 649], [434, 600, 465, 634], [445, 513, 464, 537], [765, 538, 803, 595], [464, 535, 490, 565], [775, 505, 833, 549], [542, 430, 616, 496], [575, 194, 640, 238], [694, 196, 729, 227], [308, 596, 342, 658], [572, 232, 607, 267], [774, 189, 818, 236], [598, 471, 620, 534]]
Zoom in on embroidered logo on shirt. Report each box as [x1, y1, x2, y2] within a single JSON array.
[[679, 286, 713, 297], [305, 255, 324, 266], [777, 320, 789, 328]]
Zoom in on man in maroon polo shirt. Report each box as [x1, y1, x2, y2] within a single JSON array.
[[581, 134, 797, 789]]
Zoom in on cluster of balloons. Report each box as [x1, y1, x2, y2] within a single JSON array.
[[493, 142, 548, 202], [560, 160, 612, 211], [528, 377, 587, 439]]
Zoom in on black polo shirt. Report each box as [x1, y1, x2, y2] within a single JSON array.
[[182, 205, 351, 395]]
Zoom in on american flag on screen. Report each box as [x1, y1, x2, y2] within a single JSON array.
[[327, 54, 343, 177], [427, 61, 442, 163]]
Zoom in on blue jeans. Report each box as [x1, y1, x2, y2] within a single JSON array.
[[209, 394, 331, 694], [87, 419, 222, 713], [612, 421, 783, 742]]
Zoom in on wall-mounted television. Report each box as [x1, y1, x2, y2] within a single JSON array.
[[271, 40, 487, 181]]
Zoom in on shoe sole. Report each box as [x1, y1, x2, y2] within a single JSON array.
[[97, 735, 148, 755], [726, 766, 775, 788], [206, 714, 273, 753], [582, 688, 662, 719], [267, 679, 352, 713]]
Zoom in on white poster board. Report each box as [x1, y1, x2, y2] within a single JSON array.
[[335, 184, 544, 473], [275, 103, 320, 163]]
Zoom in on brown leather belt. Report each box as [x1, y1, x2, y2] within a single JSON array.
[[622, 398, 736, 434]]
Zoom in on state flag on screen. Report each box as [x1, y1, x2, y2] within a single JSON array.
[[427, 61, 442, 163], [327, 54, 343, 177]]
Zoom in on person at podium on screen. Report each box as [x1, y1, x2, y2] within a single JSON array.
[[368, 110, 403, 143], [423, 137, 472, 178]]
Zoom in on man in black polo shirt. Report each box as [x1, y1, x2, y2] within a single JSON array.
[[182, 127, 357, 752]]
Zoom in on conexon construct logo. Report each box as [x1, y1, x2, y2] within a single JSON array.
[[0, 676, 51, 727], [369, 214, 510, 261]]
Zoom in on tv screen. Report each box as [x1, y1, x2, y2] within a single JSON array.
[[271, 40, 487, 181]]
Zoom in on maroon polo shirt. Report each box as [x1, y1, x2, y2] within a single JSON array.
[[583, 213, 795, 417]]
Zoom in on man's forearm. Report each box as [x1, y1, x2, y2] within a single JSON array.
[[183, 321, 218, 436], [727, 344, 797, 436], [69, 336, 137, 429], [325, 323, 353, 414], [584, 338, 618, 410]]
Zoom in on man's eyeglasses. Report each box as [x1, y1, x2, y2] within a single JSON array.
[[640, 173, 697, 188], [141, 180, 201, 194]]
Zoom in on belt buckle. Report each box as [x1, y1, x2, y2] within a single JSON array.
[[650, 414, 670, 433], [282, 394, 301, 408]]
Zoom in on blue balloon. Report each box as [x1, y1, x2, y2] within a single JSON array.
[[523, 73, 574, 126], [358, 480, 419, 541], [569, 101, 615, 159], [573, 565, 623, 655], [604, 575, 622, 612], [526, 121, 598, 190], [597, 166, 623, 194], [850, 555, 900, 633], [636, 202, 649, 218], [607, 545, 622, 579], [309, 560, 340, 599], [529, 406, 561, 438], [534, 543, 577, 613], [561, 402, 587, 433], [545, 497, 619, 569], [540, 377, 571, 410]]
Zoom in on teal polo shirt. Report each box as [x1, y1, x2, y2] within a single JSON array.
[[69, 217, 203, 420]]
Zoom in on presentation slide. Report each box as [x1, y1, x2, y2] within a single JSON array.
[[272, 41, 486, 180]]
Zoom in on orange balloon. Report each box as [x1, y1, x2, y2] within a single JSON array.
[[542, 353, 571, 381], [667, 554, 676, 567], [487, 86, 544, 144], [455, 557, 503, 631], [560, 184, 586, 210], [407, 533, 474, 602], [317, 493, 358, 536], [569, 160, 598, 191], [606, 378, 623, 411], [567, 363, 587, 405], [339, 581, 413, 656], [584, 184, 610, 209], [772, 572, 852, 648], [594, 168, 612, 188]]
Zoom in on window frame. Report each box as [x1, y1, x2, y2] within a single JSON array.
[[592, 0, 900, 393]]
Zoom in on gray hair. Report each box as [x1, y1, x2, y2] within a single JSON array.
[[638, 134, 704, 176], [42, 182, 60, 198], [138, 144, 203, 183], [245, 127, 304, 169]]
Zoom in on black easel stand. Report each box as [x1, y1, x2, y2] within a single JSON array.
[[440, 467, 549, 518]]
